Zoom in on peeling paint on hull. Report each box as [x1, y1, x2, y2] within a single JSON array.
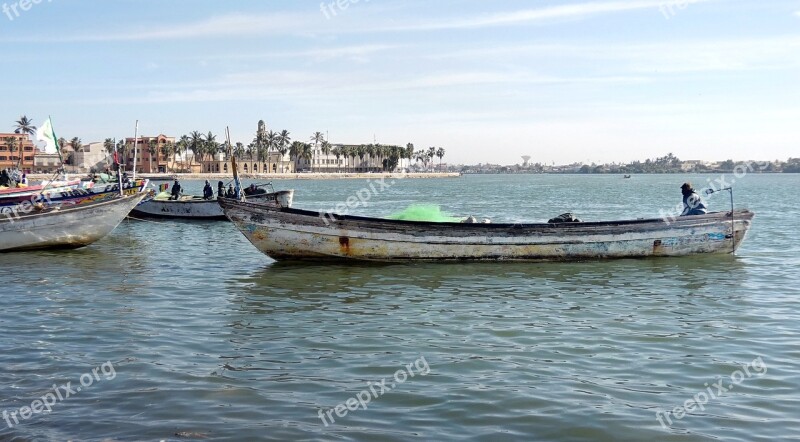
[[0, 193, 148, 252], [220, 199, 754, 262]]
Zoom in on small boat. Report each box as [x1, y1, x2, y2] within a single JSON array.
[[623, 175, 632, 179], [130, 189, 294, 220], [219, 199, 754, 262], [0, 179, 148, 215], [0, 191, 148, 252], [0, 179, 83, 197]]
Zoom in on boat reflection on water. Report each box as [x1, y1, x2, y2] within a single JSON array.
[[226, 255, 749, 316]]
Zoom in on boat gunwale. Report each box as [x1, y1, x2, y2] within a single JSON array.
[[0, 192, 146, 225], [220, 198, 754, 230]]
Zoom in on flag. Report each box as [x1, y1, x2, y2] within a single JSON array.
[[159, 183, 169, 192], [36, 117, 59, 154]]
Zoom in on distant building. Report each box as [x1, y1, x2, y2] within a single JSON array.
[[201, 151, 295, 175], [34, 151, 61, 174], [681, 160, 707, 171], [72, 142, 110, 172], [123, 135, 176, 173], [0, 133, 36, 173]]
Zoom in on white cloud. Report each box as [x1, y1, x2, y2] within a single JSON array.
[[380, 0, 713, 31], [429, 35, 800, 74], [1, 1, 716, 43]]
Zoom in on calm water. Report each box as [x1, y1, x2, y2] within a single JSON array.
[[1, 174, 799, 442]]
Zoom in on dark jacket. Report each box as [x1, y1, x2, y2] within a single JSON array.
[[682, 191, 708, 216]]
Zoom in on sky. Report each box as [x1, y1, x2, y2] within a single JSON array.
[[1, 0, 798, 165]]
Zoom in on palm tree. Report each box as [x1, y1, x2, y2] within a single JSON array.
[[263, 130, 277, 164], [66, 137, 82, 167], [301, 143, 314, 168], [159, 141, 173, 172], [234, 142, 245, 161], [356, 145, 367, 172], [188, 131, 204, 169], [331, 145, 342, 172], [277, 130, 291, 173], [310, 131, 324, 172], [405, 143, 415, 171], [436, 147, 446, 170], [14, 115, 36, 136], [366, 144, 376, 172], [176, 135, 189, 171], [289, 141, 305, 171], [321, 140, 332, 172], [13, 116, 36, 168], [426, 147, 437, 172], [147, 139, 158, 173], [103, 138, 115, 166], [4, 137, 18, 165], [414, 150, 425, 171], [205, 131, 218, 165]]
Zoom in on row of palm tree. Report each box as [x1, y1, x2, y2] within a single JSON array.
[[9, 116, 449, 173]]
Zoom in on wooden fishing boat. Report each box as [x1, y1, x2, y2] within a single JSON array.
[[0, 179, 148, 216], [0, 179, 83, 197], [0, 191, 148, 252], [130, 189, 294, 220], [218, 199, 754, 262]]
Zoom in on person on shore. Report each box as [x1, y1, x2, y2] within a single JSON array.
[[217, 181, 225, 199], [226, 184, 235, 198], [680, 182, 708, 216], [170, 180, 182, 200], [203, 180, 214, 200]]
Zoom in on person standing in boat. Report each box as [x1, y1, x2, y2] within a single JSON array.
[[225, 184, 235, 198], [203, 180, 214, 200], [217, 181, 225, 199], [170, 180, 182, 200], [680, 182, 708, 216]]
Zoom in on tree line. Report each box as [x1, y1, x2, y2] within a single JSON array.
[[101, 120, 446, 173]]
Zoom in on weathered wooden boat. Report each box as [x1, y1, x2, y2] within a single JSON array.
[[0, 179, 83, 198], [0, 191, 149, 252], [0, 179, 148, 216], [130, 189, 294, 220], [219, 199, 754, 262]]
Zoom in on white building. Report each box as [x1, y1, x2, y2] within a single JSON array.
[[73, 142, 110, 172]]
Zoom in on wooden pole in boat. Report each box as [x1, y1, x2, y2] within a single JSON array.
[[707, 186, 736, 255], [729, 187, 736, 255], [132, 120, 139, 180], [226, 127, 241, 200]]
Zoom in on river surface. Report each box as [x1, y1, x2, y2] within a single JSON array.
[[1, 174, 798, 442]]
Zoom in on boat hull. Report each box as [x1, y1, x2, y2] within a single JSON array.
[[131, 198, 227, 220], [220, 199, 754, 262], [0, 192, 148, 252], [130, 190, 294, 220]]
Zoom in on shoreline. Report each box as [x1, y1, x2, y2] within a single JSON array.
[[26, 172, 462, 181]]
